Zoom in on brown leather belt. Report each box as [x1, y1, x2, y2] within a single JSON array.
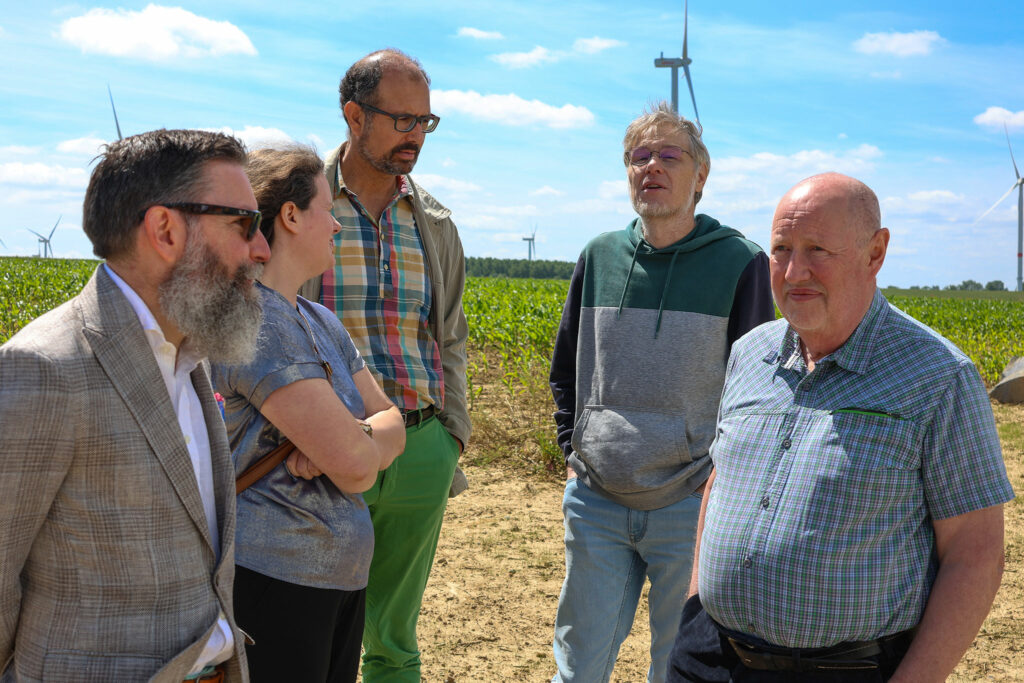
[[404, 404, 435, 428], [184, 664, 226, 683], [726, 628, 916, 673]]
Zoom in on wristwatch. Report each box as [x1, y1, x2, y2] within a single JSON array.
[[359, 421, 373, 438]]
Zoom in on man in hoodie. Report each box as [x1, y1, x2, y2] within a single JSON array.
[[548, 102, 774, 683]]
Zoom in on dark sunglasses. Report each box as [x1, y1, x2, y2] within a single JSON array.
[[625, 145, 692, 167], [356, 101, 441, 133], [139, 203, 264, 241]]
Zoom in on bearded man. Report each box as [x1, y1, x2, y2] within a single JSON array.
[[299, 49, 470, 682], [0, 128, 269, 682]]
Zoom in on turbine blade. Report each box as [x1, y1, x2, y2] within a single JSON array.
[[108, 84, 123, 141], [0, 236, 6, 248], [682, 0, 689, 59], [683, 63, 700, 125], [48, 215, 61, 240], [1006, 123, 1021, 180], [974, 183, 1018, 224], [28, 229, 45, 239]]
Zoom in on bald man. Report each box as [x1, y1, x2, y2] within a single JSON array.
[[667, 173, 1014, 682]]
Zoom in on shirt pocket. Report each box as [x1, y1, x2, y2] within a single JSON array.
[[570, 404, 694, 495]]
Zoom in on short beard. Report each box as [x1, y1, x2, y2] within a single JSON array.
[[356, 117, 420, 176], [159, 227, 264, 365]]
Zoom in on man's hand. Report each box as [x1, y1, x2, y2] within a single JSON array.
[[566, 464, 577, 480], [286, 448, 323, 480]]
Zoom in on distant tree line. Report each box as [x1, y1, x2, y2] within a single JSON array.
[[466, 257, 576, 280], [903, 280, 1007, 292]]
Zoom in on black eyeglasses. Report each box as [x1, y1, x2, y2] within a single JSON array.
[[356, 101, 440, 133], [625, 145, 693, 167], [140, 203, 263, 240]]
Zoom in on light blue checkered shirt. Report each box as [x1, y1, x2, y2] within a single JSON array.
[[699, 290, 1015, 648]]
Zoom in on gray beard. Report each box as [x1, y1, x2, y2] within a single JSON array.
[[159, 231, 264, 365]]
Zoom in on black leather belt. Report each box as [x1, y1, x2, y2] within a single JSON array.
[[404, 405, 436, 428], [726, 628, 916, 673]]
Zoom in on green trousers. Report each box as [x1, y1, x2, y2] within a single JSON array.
[[360, 416, 460, 682]]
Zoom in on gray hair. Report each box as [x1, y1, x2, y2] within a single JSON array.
[[622, 101, 710, 177]]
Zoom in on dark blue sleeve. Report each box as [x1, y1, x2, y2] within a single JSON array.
[[726, 251, 774, 351], [549, 254, 585, 461]]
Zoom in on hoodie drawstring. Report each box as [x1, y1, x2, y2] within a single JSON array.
[[616, 239, 643, 320], [654, 249, 680, 338]]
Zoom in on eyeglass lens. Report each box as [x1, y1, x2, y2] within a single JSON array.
[[629, 146, 687, 165]]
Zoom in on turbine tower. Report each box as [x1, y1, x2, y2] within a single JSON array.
[[654, 0, 700, 124], [975, 124, 1024, 291], [522, 226, 537, 262], [29, 216, 60, 259]]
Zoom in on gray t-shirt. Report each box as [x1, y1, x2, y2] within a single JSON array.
[[212, 283, 373, 590]]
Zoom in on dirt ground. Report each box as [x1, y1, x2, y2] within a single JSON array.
[[413, 403, 1024, 682]]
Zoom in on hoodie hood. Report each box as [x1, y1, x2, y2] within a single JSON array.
[[618, 215, 745, 336]]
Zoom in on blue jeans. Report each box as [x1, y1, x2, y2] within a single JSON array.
[[552, 477, 702, 683]]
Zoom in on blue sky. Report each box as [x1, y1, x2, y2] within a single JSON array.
[[1, 1, 1023, 287]]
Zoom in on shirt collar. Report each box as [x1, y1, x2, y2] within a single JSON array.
[[771, 288, 887, 376], [103, 263, 204, 374]]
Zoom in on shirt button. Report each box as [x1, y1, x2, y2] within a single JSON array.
[[781, 438, 792, 450], [760, 496, 770, 509], [743, 557, 753, 569], [383, 263, 390, 271]]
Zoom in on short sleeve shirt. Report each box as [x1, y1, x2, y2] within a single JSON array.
[[211, 283, 373, 591], [699, 290, 1015, 648]]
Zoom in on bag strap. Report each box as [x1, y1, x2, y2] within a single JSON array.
[[236, 438, 295, 495]]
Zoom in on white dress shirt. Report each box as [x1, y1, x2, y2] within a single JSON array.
[[104, 265, 234, 673]]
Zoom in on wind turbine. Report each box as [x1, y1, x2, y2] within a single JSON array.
[[654, 0, 700, 124], [522, 226, 537, 262], [108, 84, 123, 141], [975, 124, 1024, 291], [29, 216, 60, 259]]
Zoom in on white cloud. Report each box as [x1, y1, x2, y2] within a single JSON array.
[[458, 27, 504, 40], [869, 71, 902, 79], [208, 125, 293, 148], [531, 185, 564, 197], [837, 133, 848, 140], [906, 190, 963, 203], [432, 89, 594, 129], [599, 180, 627, 199], [974, 107, 1024, 131], [715, 144, 882, 176], [306, 133, 324, 150], [492, 46, 558, 69], [853, 30, 945, 57], [573, 37, 625, 54], [412, 173, 481, 194], [0, 145, 41, 156], [57, 136, 107, 156], [59, 4, 256, 61], [441, 157, 456, 168], [0, 162, 90, 188]]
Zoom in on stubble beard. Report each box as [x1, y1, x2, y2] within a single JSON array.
[[356, 118, 420, 176], [159, 228, 264, 365]]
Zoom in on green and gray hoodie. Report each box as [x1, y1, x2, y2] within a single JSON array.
[[549, 214, 773, 510]]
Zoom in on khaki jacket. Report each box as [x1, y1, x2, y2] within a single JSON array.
[[301, 143, 471, 493]]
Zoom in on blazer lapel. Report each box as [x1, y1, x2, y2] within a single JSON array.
[[79, 267, 216, 554], [191, 361, 235, 558]]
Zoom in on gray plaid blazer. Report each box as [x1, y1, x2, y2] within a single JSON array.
[[0, 266, 248, 682]]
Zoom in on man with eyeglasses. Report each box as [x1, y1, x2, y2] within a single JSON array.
[[0, 128, 269, 682], [299, 48, 469, 682], [548, 102, 773, 683]]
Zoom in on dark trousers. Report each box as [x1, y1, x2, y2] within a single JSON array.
[[233, 565, 366, 683], [667, 595, 908, 683]]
